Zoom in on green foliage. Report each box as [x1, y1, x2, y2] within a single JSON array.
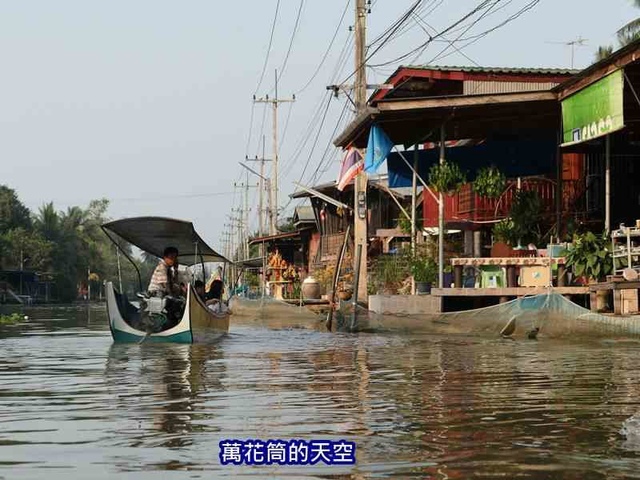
[[596, 45, 614, 61], [397, 215, 419, 235], [371, 249, 411, 294], [563, 231, 612, 282], [493, 218, 517, 246], [0, 186, 149, 302], [428, 161, 466, 195], [411, 257, 437, 283], [492, 190, 542, 246], [0, 313, 22, 324], [1, 228, 52, 271], [0, 186, 31, 232], [277, 216, 296, 233], [473, 166, 506, 199], [596, 1, 640, 61], [244, 272, 260, 287]]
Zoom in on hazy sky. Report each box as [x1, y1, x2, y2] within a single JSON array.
[[1, 0, 636, 249]]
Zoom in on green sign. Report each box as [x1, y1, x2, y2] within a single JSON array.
[[561, 69, 625, 146]]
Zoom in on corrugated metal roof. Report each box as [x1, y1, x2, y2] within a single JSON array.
[[462, 80, 560, 95], [294, 206, 315, 222], [403, 65, 579, 75]]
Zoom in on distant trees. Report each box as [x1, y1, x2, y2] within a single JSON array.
[[0, 185, 144, 302], [597, 0, 640, 61]]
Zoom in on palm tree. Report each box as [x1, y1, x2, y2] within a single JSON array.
[[34, 202, 60, 241], [597, 0, 640, 60]]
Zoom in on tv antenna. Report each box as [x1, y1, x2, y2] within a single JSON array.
[[546, 37, 588, 69]]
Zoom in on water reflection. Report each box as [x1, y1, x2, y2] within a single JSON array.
[[105, 343, 225, 452], [3, 309, 640, 478]]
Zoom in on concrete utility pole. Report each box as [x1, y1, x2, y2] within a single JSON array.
[[246, 136, 273, 236], [353, 0, 368, 301], [254, 70, 295, 234]]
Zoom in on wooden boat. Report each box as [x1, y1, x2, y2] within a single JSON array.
[[102, 216, 230, 343]]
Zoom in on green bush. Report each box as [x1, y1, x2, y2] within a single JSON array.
[[411, 257, 437, 283], [429, 161, 466, 195], [474, 166, 506, 199], [563, 231, 612, 282]]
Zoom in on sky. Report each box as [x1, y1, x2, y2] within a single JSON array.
[[0, 0, 637, 251]]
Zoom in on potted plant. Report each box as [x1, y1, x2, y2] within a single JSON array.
[[492, 190, 542, 248], [428, 160, 466, 195], [563, 231, 612, 312], [473, 166, 506, 199], [563, 231, 612, 284], [411, 257, 438, 294]]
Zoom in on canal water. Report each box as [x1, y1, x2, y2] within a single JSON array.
[[2, 306, 640, 479]]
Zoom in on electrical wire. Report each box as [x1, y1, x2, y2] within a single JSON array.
[[254, 0, 281, 95], [278, 0, 305, 81], [244, 103, 256, 158], [364, 0, 498, 69], [279, 101, 294, 148], [293, 93, 333, 187], [408, 0, 502, 66], [294, 0, 351, 95]]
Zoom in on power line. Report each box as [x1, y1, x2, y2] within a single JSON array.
[[254, 0, 281, 95], [295, 92, 333, 186], [278, 0, 306, 80], [410, 0, 503, 65], [294, 0, 351, 95], [244, 102, 256, 158], [364, 0, 499, 69], [279, 101, 294, 147]]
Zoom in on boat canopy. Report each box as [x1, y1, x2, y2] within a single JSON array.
[[102, 216, 229, 266]]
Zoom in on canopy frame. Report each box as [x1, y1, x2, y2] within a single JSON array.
[[102, 216, 229, 293]]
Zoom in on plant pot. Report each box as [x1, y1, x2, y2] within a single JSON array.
[[337, 290, 353, 301], [415, 282, 432, 294]]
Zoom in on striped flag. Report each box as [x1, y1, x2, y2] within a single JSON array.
[[336, 148, 363, 191]]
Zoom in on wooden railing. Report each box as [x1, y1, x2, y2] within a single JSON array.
[[424, 177, 585, 227]]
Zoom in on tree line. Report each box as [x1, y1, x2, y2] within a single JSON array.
[[0, 185, 154, 302]]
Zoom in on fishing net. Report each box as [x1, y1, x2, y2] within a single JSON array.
[[351, 292, 640, 339], [229, 296, 325, 330]]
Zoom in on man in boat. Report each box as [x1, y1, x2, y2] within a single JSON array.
[[148, 246, 182, 297], [147, 246, 184, 326]]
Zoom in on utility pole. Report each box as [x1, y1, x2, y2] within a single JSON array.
[[353, 0, 369, 302], [246, 136, 273, 236], [254, 70, 295, 234], [234, 177, 259, 260]]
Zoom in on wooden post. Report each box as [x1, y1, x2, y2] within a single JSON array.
[[605, 134, 611, 233], [438, 125, 445, 288], [454, 265, 463, 288]]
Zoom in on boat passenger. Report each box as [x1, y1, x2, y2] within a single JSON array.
[[207, 279, 224, 302], [205, 279, 229, 314], [194, 280, 206, 300], [148, 246, 182, 297]]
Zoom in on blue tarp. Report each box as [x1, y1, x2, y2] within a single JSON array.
[[387, 140, 557, 188]]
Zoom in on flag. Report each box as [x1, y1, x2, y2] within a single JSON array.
[[364, 124, 394, 173], [336, 148, 363, 191]]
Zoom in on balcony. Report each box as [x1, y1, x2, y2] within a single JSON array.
[[423, 176, 585, 227]]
